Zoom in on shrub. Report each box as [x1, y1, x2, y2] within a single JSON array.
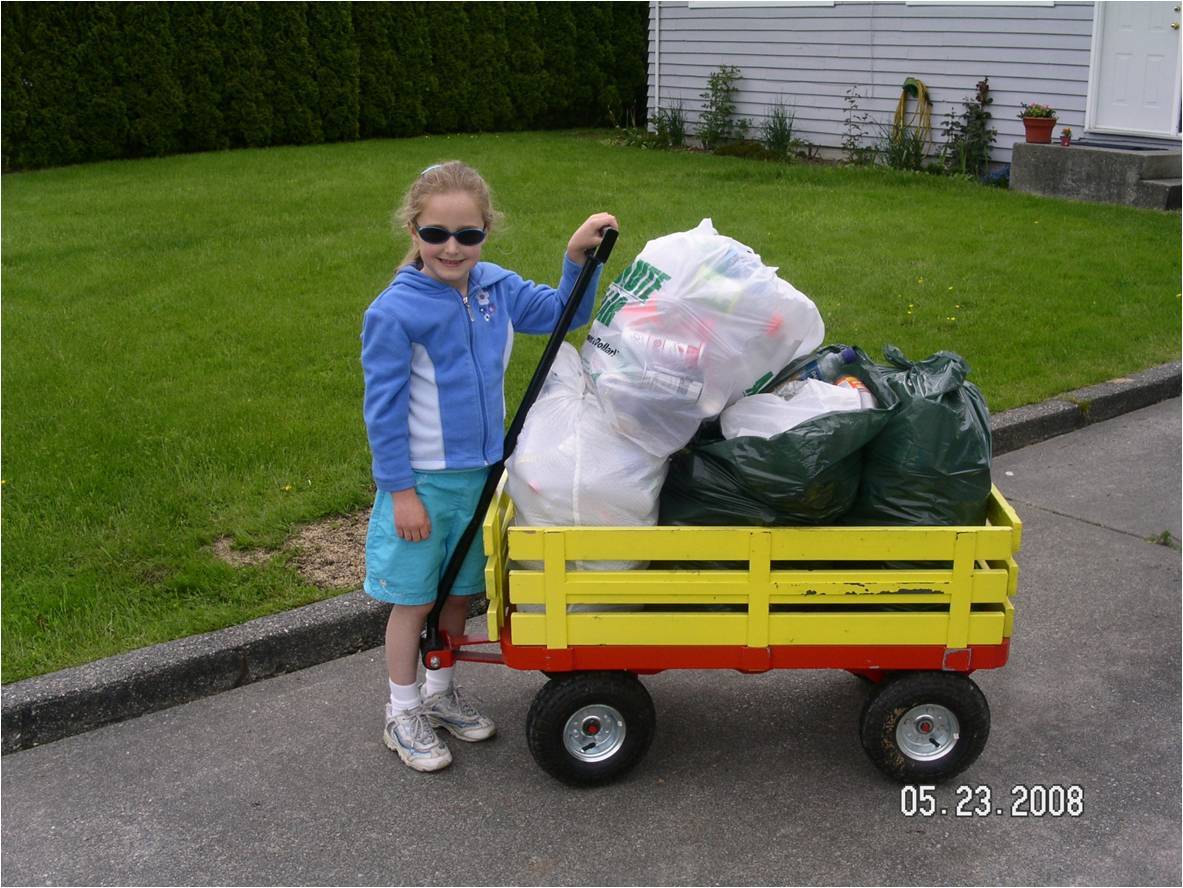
[[941, 77, 997, 178], [309, 3, 360, 143], [262, 3, 321, 146], [173, 4, 229, 152], [0, 1, 651, 171], [697, 65, 750, 151], [219, 3, 272, 149]]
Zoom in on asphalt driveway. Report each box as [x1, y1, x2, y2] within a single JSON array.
[[2, 399, 1179, 886]]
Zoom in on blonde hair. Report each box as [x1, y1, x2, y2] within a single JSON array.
[[394, 161, 500, 269]]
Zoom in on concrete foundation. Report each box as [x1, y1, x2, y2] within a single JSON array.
[[1010, 141, 1181, 210]]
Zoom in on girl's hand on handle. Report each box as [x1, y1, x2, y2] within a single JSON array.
[[566, 213, 619, 263], [392, 488, 431, 542]]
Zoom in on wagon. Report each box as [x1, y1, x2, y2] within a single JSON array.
[[429, 481, 1023, 786]]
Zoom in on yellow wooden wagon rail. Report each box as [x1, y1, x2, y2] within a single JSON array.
[[483, 483, 1021, 655]]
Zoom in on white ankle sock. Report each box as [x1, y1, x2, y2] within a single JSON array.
[[422, 666, 454, 698], [388, 680, 420, 714]]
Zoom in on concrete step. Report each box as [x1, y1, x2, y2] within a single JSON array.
[[1011, 143, 1181, 210], [1136, 177, 1182, 211], [1141, 154, 1183, 179]]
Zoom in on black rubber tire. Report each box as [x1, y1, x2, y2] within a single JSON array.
[[526, 672, 656, 787], [859, 671, 990, 784]]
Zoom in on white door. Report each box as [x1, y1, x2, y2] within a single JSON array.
[[1089, 1, 1182, 136]]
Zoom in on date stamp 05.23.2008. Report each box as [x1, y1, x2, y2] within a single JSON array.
[[900, 784, 1085, 818]]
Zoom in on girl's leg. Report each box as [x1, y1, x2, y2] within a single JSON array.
[[439, 594, 471, 640], [385, 596, 466, 687], [382, 602, 453, 772], [385, 602, 434, 685], [422, 595, 472, 696]]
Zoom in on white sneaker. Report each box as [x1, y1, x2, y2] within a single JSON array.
[[421, 686, 496, 742], [383, 704, 452, 772]]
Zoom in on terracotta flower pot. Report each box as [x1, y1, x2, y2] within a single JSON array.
[[1022, 117, 1056, 144]]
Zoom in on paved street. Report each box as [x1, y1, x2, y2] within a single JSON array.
[[2, 399, 1180, 886]]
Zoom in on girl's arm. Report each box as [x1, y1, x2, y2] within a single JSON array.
[[392, 488, 431, 542], [362, 308, 432, 540], [565, 213, 619, 263], [361, 308, 415, 490]]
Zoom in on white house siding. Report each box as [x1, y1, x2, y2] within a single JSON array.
[[648, 1, 1096, 164]]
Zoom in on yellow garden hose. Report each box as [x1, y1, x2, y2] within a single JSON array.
[[894, 77, 933, 150]]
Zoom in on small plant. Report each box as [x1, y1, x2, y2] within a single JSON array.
[[1148, 530, 1181, 550], [841, 85, 877, 166], [760, 99, 796, 160], [796, 139, 821, 161], [697, 66, 751, 151], [941, 77, 998, 178], [877, 119, 928, 171], [1018, 102, 1057, 120], [608, 103, 685, 152], [608, 125, 657, 150], [650, 102, 687, 148], [653, 103, 690, 148], [607, 106, 655, 149]]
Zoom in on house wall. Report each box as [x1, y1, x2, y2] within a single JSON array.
[[648, 0, 1096, 164]]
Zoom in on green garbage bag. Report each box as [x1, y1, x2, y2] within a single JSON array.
[[843, 345, 992, 527], [659, 345, 897, 527]]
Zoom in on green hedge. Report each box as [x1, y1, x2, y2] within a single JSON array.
[[1, 1, 649, 171]]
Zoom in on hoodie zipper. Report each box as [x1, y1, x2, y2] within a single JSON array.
[[457, 287, 491, 460]]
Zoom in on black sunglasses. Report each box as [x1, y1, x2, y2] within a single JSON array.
[[415, 225, 487, 247]]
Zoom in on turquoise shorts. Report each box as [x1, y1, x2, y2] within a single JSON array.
[[364, 467, 490, 606]]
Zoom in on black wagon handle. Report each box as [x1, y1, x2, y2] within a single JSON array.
[[420, 228, 619, 667]]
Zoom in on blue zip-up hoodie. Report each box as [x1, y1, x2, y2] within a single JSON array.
[[361, 257, 602, 492]]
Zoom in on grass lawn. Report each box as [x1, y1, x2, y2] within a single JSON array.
[[2, 130, 1179, 681]]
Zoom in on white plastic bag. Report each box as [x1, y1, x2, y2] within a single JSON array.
[[720, 381, 862, 440], [581, 219, 824, 457], [506, 343, 668, 570]]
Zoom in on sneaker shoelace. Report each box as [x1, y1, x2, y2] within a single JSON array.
[[448, 686, 483, 719], [397, 706, 439, 749]]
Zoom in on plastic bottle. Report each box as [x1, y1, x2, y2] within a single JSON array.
[[623, 329, 705, 370], [771, 347, 858, 397], [834, 374, 878, 410]]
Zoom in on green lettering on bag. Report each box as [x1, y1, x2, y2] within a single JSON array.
[[594, 260, 671, 326], [614, 261, 644, 293], [616, 259, 671, 301], [595, 288, 629, 325]]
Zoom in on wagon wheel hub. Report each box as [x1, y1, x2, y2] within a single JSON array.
[[896, 704, 961, 761], [564, 705, 626, 761]]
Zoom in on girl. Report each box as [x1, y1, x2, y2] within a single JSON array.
[[361, 161, 617, 772]]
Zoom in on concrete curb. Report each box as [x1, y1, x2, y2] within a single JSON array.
[[3, 361, 1179, 755], [990, 361, 1181, 455]]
